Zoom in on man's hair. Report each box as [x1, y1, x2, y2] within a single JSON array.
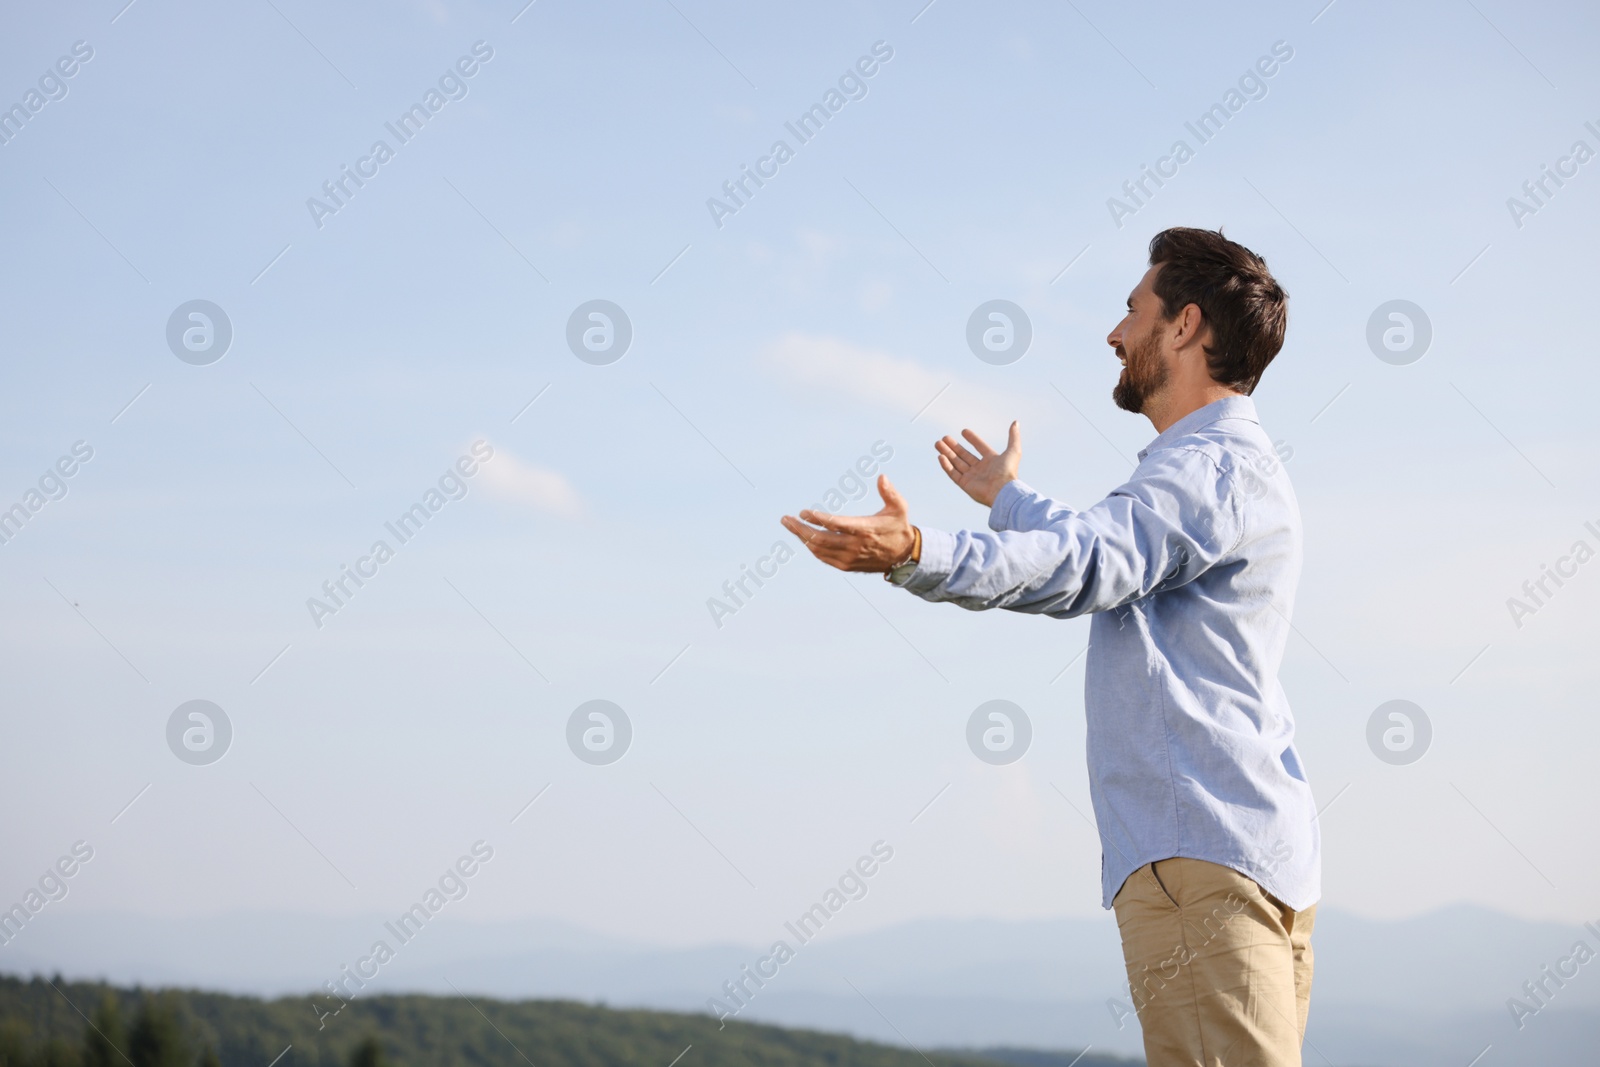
[[1147, 227, 1287, 395]]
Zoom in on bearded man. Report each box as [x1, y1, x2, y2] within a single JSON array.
[[782, 228, 1319, 1067]]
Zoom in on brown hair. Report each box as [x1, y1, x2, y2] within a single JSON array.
[[1147, 227, 1287, 395]]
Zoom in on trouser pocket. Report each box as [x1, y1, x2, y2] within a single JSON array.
[[1147, 859, 1182, 909]]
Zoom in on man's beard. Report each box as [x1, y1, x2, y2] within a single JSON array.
[[1112, 327, 1170, 413]]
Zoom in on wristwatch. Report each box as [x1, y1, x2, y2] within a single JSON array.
[[884, 526, 922, 584]]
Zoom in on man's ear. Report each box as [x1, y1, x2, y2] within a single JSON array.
[[1175, 302, 1205, 346]]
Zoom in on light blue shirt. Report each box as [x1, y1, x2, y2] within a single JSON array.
[[894, 395, 1319, 910]]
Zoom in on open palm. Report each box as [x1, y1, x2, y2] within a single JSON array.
[[935, 422, 1021, 508]]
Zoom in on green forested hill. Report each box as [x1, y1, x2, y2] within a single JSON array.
[[0, 975, 1138, 1067]]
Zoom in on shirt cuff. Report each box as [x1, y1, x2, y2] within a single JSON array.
[[988, 479, 1036, 532], [888, 527, 955, 594]]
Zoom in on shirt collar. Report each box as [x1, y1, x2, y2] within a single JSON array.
[[1136, 394, 1259, 461]]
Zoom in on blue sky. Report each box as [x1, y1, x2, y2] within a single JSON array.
[[1, 0, 1597, 955]]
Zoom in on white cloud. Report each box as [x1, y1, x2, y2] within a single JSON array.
[[762, 332, 1015, 430], [476, 446, 583, 518]]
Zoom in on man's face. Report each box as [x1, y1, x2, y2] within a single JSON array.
[[1107, 265, 1172, 414]]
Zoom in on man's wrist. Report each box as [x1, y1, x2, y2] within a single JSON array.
[[987, 479, 1029, 532], [884, 526, 921, 581]]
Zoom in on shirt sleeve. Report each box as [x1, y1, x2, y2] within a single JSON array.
[[890, 447, 1244, 618], [986, 478, 1075, 533]]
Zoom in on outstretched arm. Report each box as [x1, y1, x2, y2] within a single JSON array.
[[903, 448, 1243, 616], [782, 446, 1242, 619]]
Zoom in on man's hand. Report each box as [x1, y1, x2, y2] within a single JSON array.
[[781, 475, 916, 573], [935, 421, 1021, 508]]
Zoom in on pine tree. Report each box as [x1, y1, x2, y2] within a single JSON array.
[[0, 1019, 33, 1067], [348, 1037, 387, 1067], [83, 996, 127, 1067], [38, 1036, 82, 1067], [127, 997, 188, 1067]]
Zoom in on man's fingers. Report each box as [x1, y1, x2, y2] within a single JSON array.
[[936, 437, 973, 467], [797, 509, 873, 534], [938, 436, 979, 469], [877, 474, 907, 514], [780, 515, 812, 543], [781, 514, 834, 544], [781, 516, 852, 556], [961, 428, 996, 458], [937, 454, 956, 476], [780, 516, 862, 571], [1005, 420, 1021, 455]]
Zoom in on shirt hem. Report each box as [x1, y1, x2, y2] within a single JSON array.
[[1102, 850, 1321, 913]]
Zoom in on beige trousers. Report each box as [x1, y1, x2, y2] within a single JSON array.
[[1112, 856, 1316, 1067]]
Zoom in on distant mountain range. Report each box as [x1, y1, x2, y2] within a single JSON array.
[[3, 905, 1596, 1066]]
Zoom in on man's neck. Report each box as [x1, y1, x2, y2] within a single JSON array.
[[1144, 385, 1242, 434]]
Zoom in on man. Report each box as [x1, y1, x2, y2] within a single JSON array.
[[780, 228, 1318, 1067]]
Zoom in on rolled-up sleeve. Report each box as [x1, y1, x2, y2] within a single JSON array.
[[890, 448, 1244, 618]]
